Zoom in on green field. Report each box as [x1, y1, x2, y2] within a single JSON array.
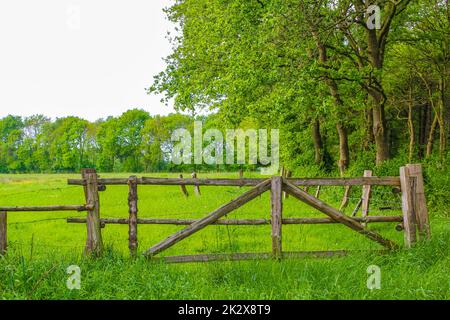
[[0, 173, 448, 299]]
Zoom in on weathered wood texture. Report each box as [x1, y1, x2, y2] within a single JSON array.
[[315, 185, 321, 198], [191, 172, 201, 195], [0, 205, 90, 212], [0, 211, 6, 255], [406, 164, 430, 239], [128, 176, 138, 257], [284, 171, 292, 199], [361, 170, 373, 219], [282, 179, 398, 250], [81, 169, 103, 256], [150, 250, 350, 263], [270, 176, 283, 258], [339, 186, 351, 210], [143, 179, 271, 257], [68, 176, 401, 187], [351, 198, 363, 217], [400, 166, 417, 247], [67, 215, 403, 225], [179, 174, 189, 197]]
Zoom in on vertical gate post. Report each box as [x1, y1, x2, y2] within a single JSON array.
[[0, 211, 6, 255], [128, 176, 138, 257], [271, 176, 283, 259], [82, 168, 104, 256], [399, 166, 417, 248], [406, 164, 430, 240]]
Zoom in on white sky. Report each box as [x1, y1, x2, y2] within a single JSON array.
[[0, 0, 176, 121]]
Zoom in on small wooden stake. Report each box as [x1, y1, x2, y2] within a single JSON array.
[[128, 176, 138, 257], [361, 170, 373, 220], [339, 186, 351, 211], [399, 166, 417, 248], [179, 174, 189, 197], [271, 176, 283, 259], [81, 168, 103, 256], [406, 164, 430, 239], [0, 211, 6, 255], [191, 172, 201, 195], [315, 185, 321, 198]]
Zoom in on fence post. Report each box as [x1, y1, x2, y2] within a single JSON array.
[[361, 170, 373, 220], [406, 164, 430, 240], [399, 166, 417, 248], [0, 211, 6, 255], [81, 168, 103, 256], [179, 174, 189, 197], [271, 176, 283, 259], [191, 172, 201, 196], [128, 176, 138, 257]]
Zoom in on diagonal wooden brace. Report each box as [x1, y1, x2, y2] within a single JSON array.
[[282, 179, 398, 250], [144, 179, 271, 257]]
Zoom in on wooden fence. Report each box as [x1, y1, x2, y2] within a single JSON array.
[[0, 165, 430, 262]]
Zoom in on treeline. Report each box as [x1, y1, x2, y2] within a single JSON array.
[[149, 0, 449, 174], [0, 111, 194, 173]]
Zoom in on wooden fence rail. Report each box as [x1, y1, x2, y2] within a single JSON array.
[[0, 164, 430, 262], [67, 176, 401, 187]]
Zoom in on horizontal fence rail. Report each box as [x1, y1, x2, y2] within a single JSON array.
[[67, 215, 404, 225], [0, 204, 92, 212], [67, 176, 401, 187]]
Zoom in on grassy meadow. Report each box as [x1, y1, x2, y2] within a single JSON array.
[[0, 173, 448, 299]]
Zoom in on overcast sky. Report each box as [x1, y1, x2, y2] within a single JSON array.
[[0, 0, 176, 121]]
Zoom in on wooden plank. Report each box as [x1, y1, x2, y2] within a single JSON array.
[[143, 179, 271, 257], [81, 169, 103, 256], [191, 172, 201, 195], [150, 250, 350, 263], [282, 179, 398, 249], [361, 170, 373, 220], [399, 166, 417, 248], [270, 176, 283, 258], [406, 164, 430, 239], [0, 205, 91, 212], [128, 176, 138, 257], [68, 176, 401, 187], [179, 174, 189, 197], [0, 211, 6, 255], [67, 215, 403, 225]]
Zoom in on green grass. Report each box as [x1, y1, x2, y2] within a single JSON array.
[[0, 173, 448, 299]]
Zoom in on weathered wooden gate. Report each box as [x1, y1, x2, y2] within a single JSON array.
[[63, 164, 430, 263]]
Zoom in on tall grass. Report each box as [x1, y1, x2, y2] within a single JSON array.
[[0, 173, 448, 299]]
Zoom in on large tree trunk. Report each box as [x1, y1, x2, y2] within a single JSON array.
[[407, 87, 414, 162], [426, 113, 438, 158], [371, 93, 390, 164], [312, 119, 324, 165], [336, 122, 349, 175], [311, 29, 350, 173]]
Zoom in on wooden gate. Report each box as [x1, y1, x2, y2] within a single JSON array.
[[63, 164, 430, 262]]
